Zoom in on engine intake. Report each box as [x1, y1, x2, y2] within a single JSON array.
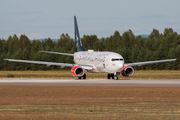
[[71, 66, 84, 77], [122, 66, 134, 77]]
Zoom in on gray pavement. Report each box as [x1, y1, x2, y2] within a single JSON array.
[[0, 78, 180, 87]]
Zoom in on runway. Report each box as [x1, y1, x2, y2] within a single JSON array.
[[0, 78, 180, 87]]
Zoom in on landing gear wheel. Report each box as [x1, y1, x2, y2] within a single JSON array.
[[107, 74, 111, 79], [108, 73, 118, 80], [111, 73, 114, 79], [78, 77, 81, 79], [83, 74, 86, 79]]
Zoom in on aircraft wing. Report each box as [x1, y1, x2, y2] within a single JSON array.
[[39, 51, 74, 56], [125, 59, 176, 67], [3, 59, 93, 70]]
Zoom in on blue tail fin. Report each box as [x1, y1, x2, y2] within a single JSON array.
[[74, 16, 85, 52]]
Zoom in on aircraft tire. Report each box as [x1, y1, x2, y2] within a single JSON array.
[[111, 74, 114, 79], [78, 77, 81, 79], [107, 74, 111, 79], [83, 74, 86, 79]]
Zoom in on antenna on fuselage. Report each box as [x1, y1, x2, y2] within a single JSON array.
[[74, 16, 85, 52]]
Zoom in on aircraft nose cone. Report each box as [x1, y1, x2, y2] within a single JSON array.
[[116, 62, 124, 72]]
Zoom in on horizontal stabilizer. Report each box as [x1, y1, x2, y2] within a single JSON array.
[[39, 51, 74, 56]]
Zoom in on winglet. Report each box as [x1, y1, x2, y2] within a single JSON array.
[[74, 16, 85, 52]]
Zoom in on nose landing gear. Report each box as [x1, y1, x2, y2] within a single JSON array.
[[107, 73, 118, 80]]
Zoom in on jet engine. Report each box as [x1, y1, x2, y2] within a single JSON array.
[[71, 66, 84, 77], [122, 66, 134, 77]]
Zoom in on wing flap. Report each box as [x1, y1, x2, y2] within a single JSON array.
[[4, 59, 74, 67], [125, 59, 176, 67]]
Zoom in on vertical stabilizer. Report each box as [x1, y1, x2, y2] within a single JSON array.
[[74, 16, 85, 52]]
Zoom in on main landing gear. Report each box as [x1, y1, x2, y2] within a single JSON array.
[[78, 73, 86, 79], [107, 73, 118, 80]]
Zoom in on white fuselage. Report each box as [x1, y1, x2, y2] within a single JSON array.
[[74, 50, 124, 73]]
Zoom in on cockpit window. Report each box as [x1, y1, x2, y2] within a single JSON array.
[[112, 58, 123, 61]]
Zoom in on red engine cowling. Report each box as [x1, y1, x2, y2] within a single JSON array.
[[71, 66, 84, 77], [122, 66, 134, 77]]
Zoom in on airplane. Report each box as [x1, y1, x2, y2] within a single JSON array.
[[4, 16, 176, 80]]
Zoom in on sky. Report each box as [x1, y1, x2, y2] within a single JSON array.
[[0, 0, 180, 39]]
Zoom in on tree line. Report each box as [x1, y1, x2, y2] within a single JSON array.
[[0, 28, 179, 71]]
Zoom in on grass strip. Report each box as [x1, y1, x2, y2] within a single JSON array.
[[0, 86, 180, 119]]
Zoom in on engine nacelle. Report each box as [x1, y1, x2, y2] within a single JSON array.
[[71, 66, 84, 77], [122, 66, 134, 77]]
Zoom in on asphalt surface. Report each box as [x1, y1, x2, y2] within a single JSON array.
[[0, 78, 180, 87]]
